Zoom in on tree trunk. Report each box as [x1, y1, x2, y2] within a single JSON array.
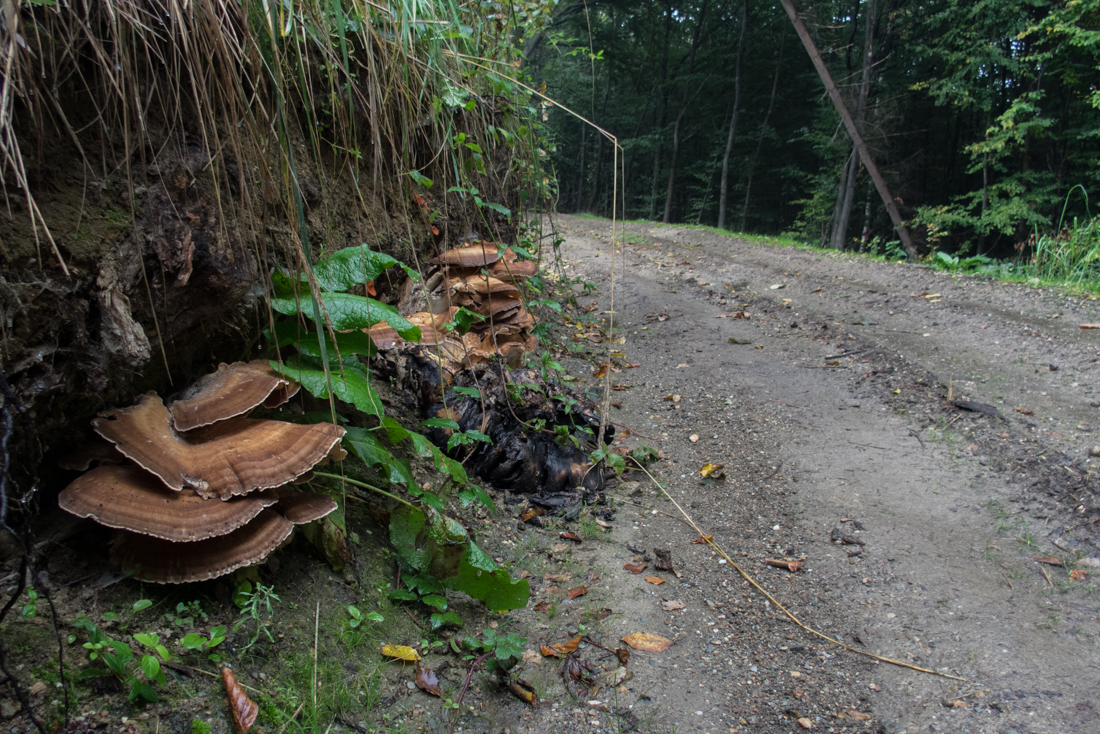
[[575, 121, 587, 211], [741, 36, 784, 232], [780, 0, 917, 259], [662, 111, 684, 223], [649, 5, 674, 220], [830, 0, 876, 251], [859, 179, 874, 252], [717, 2, 748, 230]]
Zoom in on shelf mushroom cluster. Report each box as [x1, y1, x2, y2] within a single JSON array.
[[369, 243, 539, 372], [59, 361, 346, 584]]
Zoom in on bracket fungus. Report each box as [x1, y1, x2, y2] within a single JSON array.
[[60, 362, 344, 583]]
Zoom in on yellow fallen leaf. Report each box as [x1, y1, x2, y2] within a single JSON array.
[[381, 644, 420, 662], [699, 463, 724, 477], [621, 632, 673, 652], [644, 576, 666, 585]]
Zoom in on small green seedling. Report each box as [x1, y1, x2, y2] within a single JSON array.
[[181, 626, 227, 662], [346, 606, 384, 629]]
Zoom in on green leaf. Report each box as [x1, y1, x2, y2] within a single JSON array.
[[457, 485, 495, 513], [132, 599, 153, 612], [451, 307, 485, 334], [420, 417, 461, 431], [389, 506, 468, 579], [309, 246, 407, 292], [342, 427, 417, 486], [365, 612, 384, 622], [482, 201, 511, 217], [494, 632, 526, 662], [140, 655, 160, 681], [404, 574, 443, 595], [420, 594, 448, 611], [451, 386, 481, 399], [269, 322, 378, 360], [389, 589, 418, 601], [133, 633, 159, 650], [181, 633, 205, 650], [270, 291, 421, 341], [129, 678, 159, 704], [271, 356, 384, 416], [430, 612, 463, 631], [447, 542, 530, 613]]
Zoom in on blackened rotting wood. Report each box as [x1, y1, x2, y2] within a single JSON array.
[[953, 398, 1000, 417], [418, 364, 613, 498]]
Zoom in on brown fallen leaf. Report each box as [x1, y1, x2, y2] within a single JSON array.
[[611, 402, 623, 409], [1016, 407, 1035, 415], [765, 559, 804, 572], [1070, 569, 1088, 581], [559, 635, 584, 654], [839, 710, 872, 721], [621, 632, 673, 652], [644, 576, 666, 585], [797, 717, 813, 729], [539, 645, 560, 658], [414, 663, 441, 697], [615, 647, 631, 667], [520, 507, 545, 522], [560, 531, 583, 543], [567, 586, 588, 600], [587, 572, 601, 582], [626, 363, 641, 368], [691, 535, 713, 544], [522, 649, 543, 666], [1080, 324, 1100, 329], [544, 572, 573, 582], [661, 600, 685, 611], [517, 570, 533, 579], [623, 562, 648, 574], [612, 384, 632, 391], [732, 311, 751, 319], [1031, 556, 1063, 566], [222, 667, 258, 734], [533, 601, 551, 612], [507, 679, 539, 707]]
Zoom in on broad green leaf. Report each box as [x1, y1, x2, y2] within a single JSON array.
[[270, 291, 421, 341], [343, 427, 417, 486], [420, 594, 448, 611], [430, 612, 463, 630], [365, 612, 384, 622], [451, 386, 481, 399], [389, 506, 467, 579], [389, 589, 418, 601], [309, 246, 406, 292], [447, 543, 530, 612], [140, 654, 160, 681], [269, 322, 378, 359], [404, 574, 443, 595], [271, 356, 384, 416], [420, 417, 460, 430], [181, 633, 205, 650], [381, 417, 411, 444], [133, 633, 158, 649], [458, 485, 495, 513], [129, 679, 159, 703], [132, 599, 152, 612]]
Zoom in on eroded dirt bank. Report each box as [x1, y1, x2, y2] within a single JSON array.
[[527, 214, 1100, 734]]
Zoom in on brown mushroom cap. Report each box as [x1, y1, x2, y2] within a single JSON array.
[[487, 259, 537, 283], [430, 244, 501, 268], [59, 464, 278, 542], [60, 441, 127, 472], [272, 488, 338, 525], [170, 361, 298, 431], [95, 392, 346, 500], [454, 275, 520, 296], [471, 295, 523, 317], [109, 508, 294, 584]]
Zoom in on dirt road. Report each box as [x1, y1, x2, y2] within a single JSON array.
[[516, 214, 1100, 734]]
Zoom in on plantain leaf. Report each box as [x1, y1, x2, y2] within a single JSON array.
[[270, 356, 384, 416], [343, 427, 417, 486], [269, 322, 378, 359], [270, 292, 421, 341]]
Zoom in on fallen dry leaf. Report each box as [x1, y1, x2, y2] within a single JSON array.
[[644, 576, 666, 585], [593, 363, 609, 379], [698, 463, 724, 477], [415, 663, 441, 697], [533, 601, 551, 612], [560, 531, 583, 543], [522, 649, 543, 665], [612, 384, 632, 391], [621, 632, 673, 652], [539, 645, 560, 658], [839, 710, 872, 721], [626, 362, 641, 368], [1016, 407, 1035, 416], [1031, 556, 1063, 566], [544, 572, 572, 582], [507, 679, 538, 707], [559, 635, 584, 654], [615, 647, 631, 667], [520, 507, 545, 522], [567, 586, 588, 600], [797, 717, 814, 729], [548, 543, 572, 555], [732, 311, 751, 319], [765, 559, 804, 572], [381, 644, 420, 662], [691, 535, 713, 544], [517, 570, 533, 579], [1070, 569, 1088, 582], [222, 667, 258, 734], [1080, 324, 1100, 329], [661, 600, 685, 611], [595, 518, 612, 528], [623, 562, 648, 574]]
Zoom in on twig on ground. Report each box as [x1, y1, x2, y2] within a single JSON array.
[[610, 422, 659, 440], [849, 442, 889, 451], [632, 463, 966, 682], [448, 652, 491, 734]]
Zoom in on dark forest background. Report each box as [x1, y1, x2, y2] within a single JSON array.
[[525, 0, 1100, 259]]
